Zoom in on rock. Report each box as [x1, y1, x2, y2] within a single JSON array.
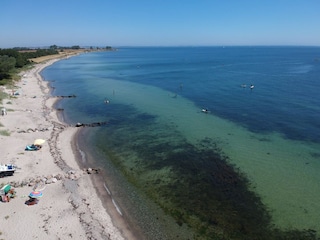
[[28, 181, 36, 187], [46, 178, 53, 184], [67, 170, 76, 175], [46, 174, 53, 179]]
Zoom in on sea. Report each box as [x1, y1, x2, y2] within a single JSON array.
[[42, 46, 320, 240]]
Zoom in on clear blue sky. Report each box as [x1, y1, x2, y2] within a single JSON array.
[[1, 0, 320, 48]]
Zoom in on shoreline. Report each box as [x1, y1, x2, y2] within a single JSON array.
[[0, 58, 131, 239], [72, 128, 143, 240]]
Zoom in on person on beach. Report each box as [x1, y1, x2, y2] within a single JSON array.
[[0, 185, 16, 202], [1, 108, 7, 116], [25, 197, 39, 206]]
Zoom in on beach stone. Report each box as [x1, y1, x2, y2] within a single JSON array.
[[54, 173, 64, 180], [46, 179, 52, 184], [28, 181, 36, 187], [69, 174, 76, 180], [46, 174, 53, 179], [67, 170, 76, 175], [46, 177, 57, 184], [21, 181, 28, 187]]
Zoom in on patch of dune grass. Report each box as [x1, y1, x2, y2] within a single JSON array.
[[0, 129, 10, 136]]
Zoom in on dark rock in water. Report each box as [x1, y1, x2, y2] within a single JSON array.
[[56, 94, 76, 98], [75, 122, 108, 128], [85, 168, 100, 174], [75, 123, 84, 127]]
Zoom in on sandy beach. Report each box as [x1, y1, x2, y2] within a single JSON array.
[[0, 59, 131, 239]]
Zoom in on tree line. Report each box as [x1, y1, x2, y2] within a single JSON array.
[[0, 48, 58, 82], [0, 45, 114, 84]]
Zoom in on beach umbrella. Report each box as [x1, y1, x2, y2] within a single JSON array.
[[34, 139, 46, 145], [29, 191, 43, 198]]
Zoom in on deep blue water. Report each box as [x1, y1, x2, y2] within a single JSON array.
[[42, 47, 320, 239], [43, 47, 320, 142]]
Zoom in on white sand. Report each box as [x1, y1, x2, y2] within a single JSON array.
[[0, 60, 128, 239]]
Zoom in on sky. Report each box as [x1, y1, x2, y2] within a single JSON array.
[[1, 0, 320, 48]]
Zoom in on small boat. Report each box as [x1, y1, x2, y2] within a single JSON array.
[[0, 164, 16, 178], [201, 109, 210, 113]]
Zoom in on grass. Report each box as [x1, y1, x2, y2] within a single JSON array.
[[0, 91, 8, 103], [0, 130, 10, 136]]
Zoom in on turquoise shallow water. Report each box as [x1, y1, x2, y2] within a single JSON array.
[[42, 47, 320, 239]]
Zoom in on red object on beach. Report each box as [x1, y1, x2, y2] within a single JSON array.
[[25, 198, 39, 206]]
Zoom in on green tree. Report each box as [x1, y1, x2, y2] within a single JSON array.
[[0, 55, 16, 80], [0, 49, 28, 68]]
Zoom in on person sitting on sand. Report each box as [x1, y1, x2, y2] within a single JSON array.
[[0, 185, 16, 202], [1, 108, 7, 116], [25, 197, 39, 206], [34, 144, 42, 150]]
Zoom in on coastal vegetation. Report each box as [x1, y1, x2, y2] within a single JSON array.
[[0, 45, 114, 85], [0, 129, 10, 136], [0, 47, 58, 85]]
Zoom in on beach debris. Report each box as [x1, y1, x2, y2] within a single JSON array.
[[17, 127, 51, 133]]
